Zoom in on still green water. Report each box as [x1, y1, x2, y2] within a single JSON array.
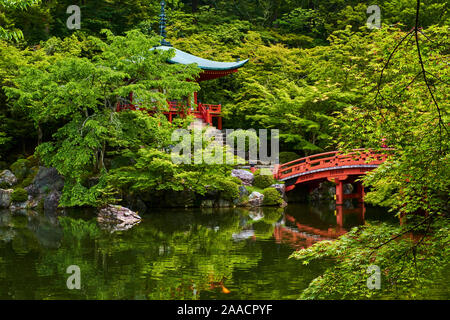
[[0, 204, 394, 300]]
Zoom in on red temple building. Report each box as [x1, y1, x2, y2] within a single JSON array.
[[117, 1, 248, 130]]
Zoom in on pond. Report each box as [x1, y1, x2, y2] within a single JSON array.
[[0, 204, 395, 300]]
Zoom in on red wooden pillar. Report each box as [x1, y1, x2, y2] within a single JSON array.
[[335, 180, 344, 205], [217, 117, 222, 130], [169, 113, 172, 123], [335, 205, 343, 227]]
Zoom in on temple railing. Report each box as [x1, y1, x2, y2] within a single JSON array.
[[117, 101, 221, 115], [116, 101, 222, 128]]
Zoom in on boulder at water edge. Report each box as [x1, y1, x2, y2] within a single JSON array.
[[0, 189, 13, 209], [98, 205, 142, 232], [0, 170, 17, 188], [248, 191, 264, 207]]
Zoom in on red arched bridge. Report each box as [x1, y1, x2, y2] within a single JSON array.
[[273, 149, 392, 206]]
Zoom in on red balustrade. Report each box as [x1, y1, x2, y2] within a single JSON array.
[[275, 149, 393, 181], [116, 101, 222, 129]]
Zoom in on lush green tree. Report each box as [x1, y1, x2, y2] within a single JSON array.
[[292, 219, 450, 299], [5, 30, 200, 206], [0, 0, 41, 41], [333, 25, 449, 217]]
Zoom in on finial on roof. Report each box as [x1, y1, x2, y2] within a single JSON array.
[[159, 1, 172, 46]]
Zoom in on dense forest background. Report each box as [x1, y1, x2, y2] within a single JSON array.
[[0, 0, 448, 209], [1, 0, 448, 161], [0, 0, 449, 299]]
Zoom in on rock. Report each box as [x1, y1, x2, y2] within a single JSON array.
[[232, 229, 254, 241], [238, 185, 249, 197], [231, 169, 254, 186], [326, 183, 353, 196], [309, 182, 335, 202], [344, 183, 353, 194], [22, 167, 64, 212], [0, 189, 13, 208], [44, 191, 61, 213], [270, 184, 286, 198], [0, 170, 17, 187], [98, 205, 141, 232], [248, 191, 264, 207], [124, 194, 147, 214], [10, 201, 29, 212], [31, 167, 64, 194]]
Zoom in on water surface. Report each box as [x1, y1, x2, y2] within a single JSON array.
[[0, 204, 393, 299]]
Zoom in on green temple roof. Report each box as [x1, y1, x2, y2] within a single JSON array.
[[154, 45, 249, 71], [154, 2, 248, 72]]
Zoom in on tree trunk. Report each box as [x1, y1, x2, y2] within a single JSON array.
[[37, 124, 43, 145]]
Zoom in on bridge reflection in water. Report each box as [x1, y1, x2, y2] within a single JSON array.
[[273, 204, 366, 250]]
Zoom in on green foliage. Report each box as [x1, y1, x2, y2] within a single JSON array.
[[106, 145, 240, 203], [20, 176, 33, 187], [253, 169, 275, 189], [0, 0, 40, 41], [262, 187, 282, 206], [332, 25, 450, 217], [279, 151, 299, 164], [230, 176, 243, 185], [58, 216, 101, 241], [292, 219, 450, 299], [5, 30, 200, 207], [217, 179, 240, 201], [11, 186, 27, 202], [9, 157, 30, 180], [252, 220, 275, 238], [227, 129, 259, 153], [244, 185, 264, 195]]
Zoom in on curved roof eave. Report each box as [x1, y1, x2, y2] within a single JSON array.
[[153, 45, 249, 71]]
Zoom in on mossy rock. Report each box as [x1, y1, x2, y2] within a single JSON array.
[[20, 177, 34, 188], [218, 180, 240, 201], [262, 187, 283, 206], [230, 176, 243, 185], [11, 187, 28, 203], [36, 198, 45, 212], [10, 158, 31, 181], [253, 170, 275, 189], [26, 155, 40, 167]]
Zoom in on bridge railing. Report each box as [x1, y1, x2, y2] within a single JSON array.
[[275, 149, 393, 180]]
